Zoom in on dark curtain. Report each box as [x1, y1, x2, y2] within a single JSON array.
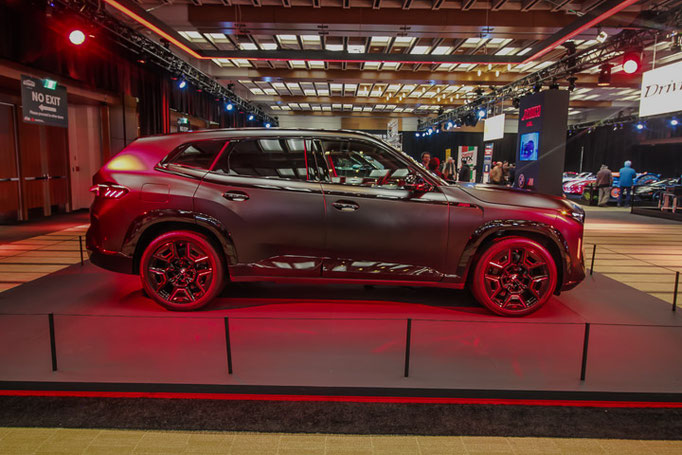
[[565, 117, 682, 177]]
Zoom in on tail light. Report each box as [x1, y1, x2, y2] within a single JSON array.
[[89, 183, 129, 199]]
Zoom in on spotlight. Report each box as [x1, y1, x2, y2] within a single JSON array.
[[636, 122, 644, 130], [415, 132, 421, 137], [248, 114, 254, 121], [178, 80, 187, 89], [427, 128, 433, 135], [69, 30, 86, 45], [477, 108, 487, 118], [596, 30, 608, 43], [622, 51, 641, 74], [549, 79, 559, 90], [435, 128, 440, 134], [265, 123, 271, 128], [512, 98, 520, 109], [597, 64, 611, 86], [447, 122, 453, 129], [226, 103, 233, 111], [474, 87, 484, 97], [567, 76, 577, 92], [671, 119, 679, 126], [533, 82, 542, 93], [671, 31, 681, 53]]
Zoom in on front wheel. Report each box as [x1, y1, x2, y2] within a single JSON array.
[[470, 237, 558, 316], [140, 231, 225, 311]]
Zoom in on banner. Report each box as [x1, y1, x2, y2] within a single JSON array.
[[457, 145, 478, 182], [639, 60, 682, 118], [482, 144, 494, 183]]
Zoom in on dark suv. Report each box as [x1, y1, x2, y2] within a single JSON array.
[[87, 128, 585, 316]]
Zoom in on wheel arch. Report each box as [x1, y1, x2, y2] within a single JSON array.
[[121, 209, 238, 275], [459, 220, 569, 293]]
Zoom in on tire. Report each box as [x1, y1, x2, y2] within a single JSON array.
[[470, 237, 558, 317], [139, 230, 225, 311]]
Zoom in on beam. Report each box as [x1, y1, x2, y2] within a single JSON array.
[[491, 0, 509, 11], [432, 0, 445, 10], [521, 0, 542, 11], [213, 68, 641, 88], [462, 0, 477, 10]]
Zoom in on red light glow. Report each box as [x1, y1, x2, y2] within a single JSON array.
[[622, 52, 641, 74], [69, 30, 86, 45]]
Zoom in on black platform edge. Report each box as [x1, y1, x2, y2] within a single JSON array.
[[631, 206, 682, 222], [1, 381, 681, 404]]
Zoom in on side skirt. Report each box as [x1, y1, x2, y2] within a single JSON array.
[[229, 275, 466, 289]]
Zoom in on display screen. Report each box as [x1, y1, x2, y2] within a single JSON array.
[[519, 132, 539, 161]]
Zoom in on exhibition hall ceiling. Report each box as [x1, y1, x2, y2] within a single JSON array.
[[108, 0, 682, 118]]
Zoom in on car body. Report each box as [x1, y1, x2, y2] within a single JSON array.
[[87, 128, 585, 316], [562, 173, 595, 195], [634, 177, 681, 201]]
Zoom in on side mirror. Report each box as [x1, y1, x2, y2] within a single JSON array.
[[405, 181, 433, 193]]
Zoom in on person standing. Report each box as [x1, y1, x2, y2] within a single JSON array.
[[458, 159, 471, 182], [596, 164, 613, 207], [618, 160, 636, 207], [442, 157, 456, 182], [490, 162, 504, 185], [420, 152, 431, 169], [428, 157, 443, 178]]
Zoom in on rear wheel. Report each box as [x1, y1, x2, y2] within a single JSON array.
[[470, 237, 557, 316], [140, 231, 225, 311]]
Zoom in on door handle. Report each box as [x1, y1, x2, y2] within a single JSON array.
[[223, 190, 249, 202], [332, 200, 359, 212]]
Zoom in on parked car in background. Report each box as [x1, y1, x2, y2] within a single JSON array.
[[87, 128, 586, 317], [634, 177, 682, 201]]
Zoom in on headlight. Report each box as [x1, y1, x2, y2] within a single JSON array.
[[560, 202, 585, 223]]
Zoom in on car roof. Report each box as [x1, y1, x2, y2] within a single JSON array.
[[137, 128, 385, 143]]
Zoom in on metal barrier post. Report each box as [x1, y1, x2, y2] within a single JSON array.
[[580, 322, 590, 381], [404, 318, 412, 378], [79, 236, 84, 266], [589, 244, 596, 276], [674, 272, 679, 312], [48, 313, 57, 371], [224, 317, 233, 374]]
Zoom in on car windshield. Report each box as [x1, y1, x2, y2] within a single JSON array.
[[368, 135, 449, 186]]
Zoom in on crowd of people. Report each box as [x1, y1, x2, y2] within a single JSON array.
[[420, 152, 516, 185]]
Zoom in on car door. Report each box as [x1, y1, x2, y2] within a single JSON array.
[[317, 138, 450, 282], [193, 136, 326, 278]]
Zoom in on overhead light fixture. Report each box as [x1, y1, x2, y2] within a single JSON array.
[[415, 132, 421, 137], [265, 122, 271, 128], [178, 80, 187, 89], [567, 76, 577, 92], [248, 114, 254, 121], [549, 79, 559, 90], [226, 103, 233, 111], [477, 69, 482, 76], [622, 51, 641, 74], [69, 29, 86, 45], [495, 70, 500, 77], [636, 122, 644, 130], [596, 30, 609, 43], [477, 108, 487, 118], [533, 81, 542, 93], [671, 119, 679, 126], [597, 64, 612, 86]]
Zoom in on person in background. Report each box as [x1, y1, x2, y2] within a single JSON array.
[[508, 163, 516, 186], [428, 157, 443, 178], [458, 159, 471, 182], [442, 157, 457, 182], [421, 152, 431, 169], [596, 164, 613, 207], [618, 160, 636, 207], [490, 161, 504, 185], [502, 161, 509, 185]]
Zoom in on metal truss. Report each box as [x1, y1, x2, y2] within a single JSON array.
[[417, 8, 682, 132], [54, 0, 278, 126]]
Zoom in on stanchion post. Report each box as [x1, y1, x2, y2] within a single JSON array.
[[589, 244, 596, 276], [48, 313, 57, 371], [673, 271, 679, 312], [404, 318, 412, 378], [79, 236, 84, 266], [580, 322, 590, 381], [224, 317, 233, 374]]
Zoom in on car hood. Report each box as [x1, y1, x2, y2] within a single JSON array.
[[448, 183, 573, 211]]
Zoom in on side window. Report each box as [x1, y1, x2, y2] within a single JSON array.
[[212, 138, 320, 181], [319, 140, 412, 188], [167, 140, 226, 170]]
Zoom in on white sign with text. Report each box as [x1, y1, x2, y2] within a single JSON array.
[[639, 60, 682, 117]]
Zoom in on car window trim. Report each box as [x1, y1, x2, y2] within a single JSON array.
[[158, 138, 229, 171], [207, 136, 324, 184]]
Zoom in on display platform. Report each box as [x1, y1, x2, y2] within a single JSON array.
[[0, 262, 680, 400], [632, 206, 682, 222]]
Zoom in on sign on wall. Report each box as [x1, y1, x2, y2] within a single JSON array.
[[20, 75, 68, 128], [482, 144, 493, 183], [457, 145, 478, 181], [483, 114, 505, 141], [639, 60, 682, 118]]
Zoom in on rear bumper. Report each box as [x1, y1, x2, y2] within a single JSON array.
[[86, 225, 134, 274]]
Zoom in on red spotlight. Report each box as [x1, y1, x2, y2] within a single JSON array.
[[622, 51, 641, 74], [69, 30, 86, 45]]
